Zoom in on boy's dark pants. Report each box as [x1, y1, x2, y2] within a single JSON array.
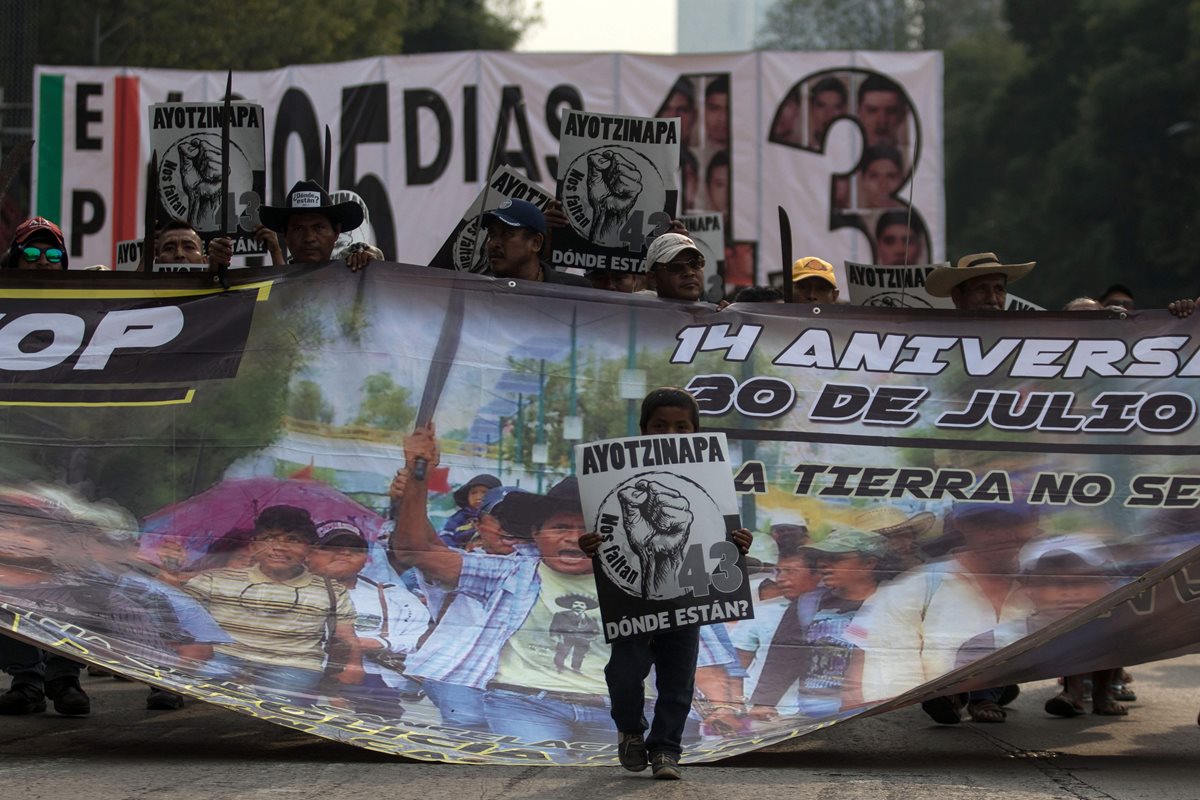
[[604, 625, 700, 757]]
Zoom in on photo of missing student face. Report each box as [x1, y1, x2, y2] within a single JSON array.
[[724, 241, 757, 292], [769, 70, 923, 235], [657, 74, 731, 226], [870, 209, 930, 266]]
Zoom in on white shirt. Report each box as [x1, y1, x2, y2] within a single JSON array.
[[846, 556, 1032, 702]]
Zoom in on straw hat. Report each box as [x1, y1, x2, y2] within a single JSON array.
[[925, 252, 1034, 297]]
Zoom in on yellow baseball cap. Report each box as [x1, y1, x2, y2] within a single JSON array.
[[791, 256, 837, 287]]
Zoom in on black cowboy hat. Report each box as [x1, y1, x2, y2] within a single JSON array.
[[491, 477, 583, 539], [260, 179, 365, 234]]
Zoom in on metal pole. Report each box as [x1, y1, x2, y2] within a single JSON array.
[[739, 347, 758, 531], [568, 308, 579, 474], [536, 359, 547, 494], [515, 394, 524, 467], [496, 417, 504, 479], [625, 307, 638, 436]]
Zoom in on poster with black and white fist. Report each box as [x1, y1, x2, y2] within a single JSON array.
[[576, 432, 753, 641], [554, 111, 678, 272], [618, 478, 694, 599], [150, 101, 267, 254]]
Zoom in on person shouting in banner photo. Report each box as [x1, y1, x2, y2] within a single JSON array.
[[579, 387, 753, 781], [390, 424, 611, 743]]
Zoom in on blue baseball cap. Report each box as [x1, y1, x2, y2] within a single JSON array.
[[481, 198, 547, 235], [480, 486, 530, 517]]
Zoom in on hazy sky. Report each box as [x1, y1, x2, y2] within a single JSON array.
[[516, 0, 677, 53]]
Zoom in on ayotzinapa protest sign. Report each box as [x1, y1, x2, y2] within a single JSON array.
[[149, 101, 268, 256], [844, 261, 951, 308], [576, 432, 752, 641], [552, 110, 679, 273]]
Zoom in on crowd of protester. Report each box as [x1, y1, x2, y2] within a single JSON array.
[[2, 168, 1199, 780]]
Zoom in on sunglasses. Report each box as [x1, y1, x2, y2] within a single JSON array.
[[21, 245, 65, 264], [661, 256, 706, 274]]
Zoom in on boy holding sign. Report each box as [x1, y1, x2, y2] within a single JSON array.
[[579, 387, 752, 780]]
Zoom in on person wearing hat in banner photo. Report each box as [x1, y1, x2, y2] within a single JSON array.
[[2, 217, 68, 270], [851, 506, 937, 577], [790, 256, 839, 304], [206, 179, 373, 273], [732, 524, 820, 717], [183, 505, 364, 698], [389, 478, 531, 728], [438, 474, 502, 549], [305, 519, 430, 712], [952, 534, 1128, 718], [748, 528, 888, 720], [844, 499, 1040, 724], [388, 422, 610, 742]]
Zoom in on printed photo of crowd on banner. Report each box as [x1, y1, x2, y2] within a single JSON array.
[[2, 50, 1200, 773]]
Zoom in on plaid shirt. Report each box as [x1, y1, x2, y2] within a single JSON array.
[[405, 544, 544, 688]]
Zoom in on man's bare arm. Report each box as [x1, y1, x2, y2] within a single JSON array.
[[387, 423, 463, 584]]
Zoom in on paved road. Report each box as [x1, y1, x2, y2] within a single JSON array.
[[3, 655, 1197, 800]]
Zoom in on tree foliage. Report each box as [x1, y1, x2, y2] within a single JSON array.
[[354, 373, 416, 431], [288, 379, 334, 424], [35, 0, 538, 70]]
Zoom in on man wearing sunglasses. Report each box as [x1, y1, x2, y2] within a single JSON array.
[[645, 232, 707, 302], [3, 217, 68, 270]]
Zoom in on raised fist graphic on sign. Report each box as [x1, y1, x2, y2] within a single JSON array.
[[586, 149, 643, 244], [176, 138, 225, 230], [618, 479, 693, 599]]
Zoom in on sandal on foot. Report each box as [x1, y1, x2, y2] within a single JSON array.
[[968, 700, 1007, 723], [1093, 699, 1128, 716], [1044, 693, 1084, 717]]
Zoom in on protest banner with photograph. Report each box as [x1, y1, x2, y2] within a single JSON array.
[[575, 432, 752, 641], [679, 212, 726, 299], [8, 266, 1192, 766], [428, 165, 554, 272], [845, 261, 952, 308], [552, 110, 680, 273], [149, 101, 268, 257]]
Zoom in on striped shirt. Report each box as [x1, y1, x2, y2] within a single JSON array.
[[184, 565, 354, 673], [405, 544, 544, 688]]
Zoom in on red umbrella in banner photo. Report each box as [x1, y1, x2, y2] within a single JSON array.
[[138, 477, 388, 570]]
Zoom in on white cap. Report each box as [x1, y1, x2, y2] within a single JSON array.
[[1018, 534, 1115, 574], [644, 233, 703, 273]]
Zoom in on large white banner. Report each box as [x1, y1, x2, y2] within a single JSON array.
[[33, 51, 943, 288]]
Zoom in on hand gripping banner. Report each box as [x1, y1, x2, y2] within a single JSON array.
[[1, 265, 1199, 764]]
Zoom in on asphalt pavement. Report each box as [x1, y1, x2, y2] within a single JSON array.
[[2, 654, 1197, 800]]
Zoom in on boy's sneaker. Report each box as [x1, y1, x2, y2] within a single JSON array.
[[651, 752, 681, 780], [45, 677, 90, 716], [0, 683, 46, 715], [617, 732, 648, 772]]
